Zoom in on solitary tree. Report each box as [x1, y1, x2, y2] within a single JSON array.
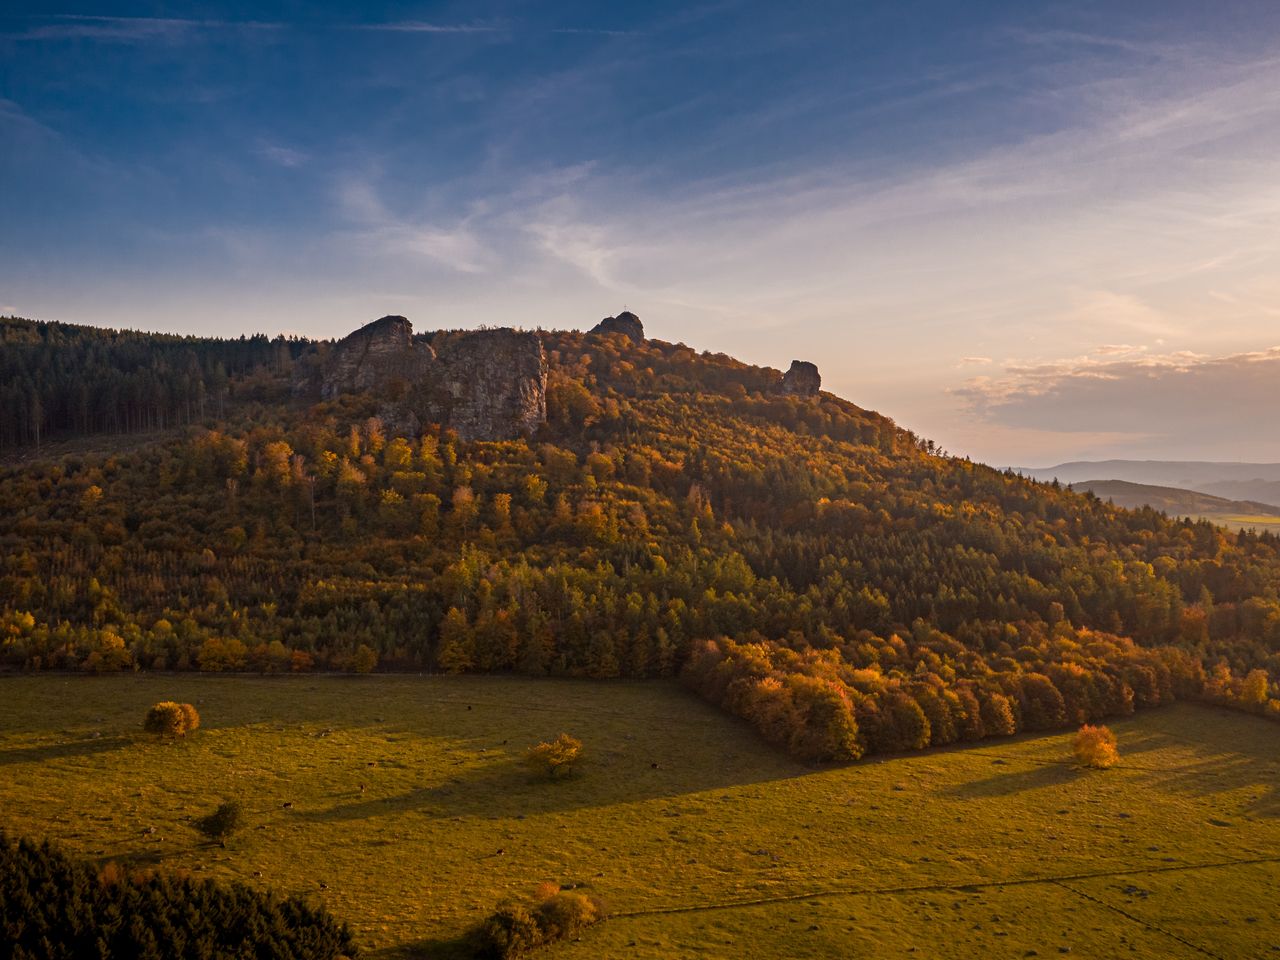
[[196, 800, 243, 846], [1073, 724, 1119, 769], [525, 734, 583, 780], [144, 701, 199, 738]]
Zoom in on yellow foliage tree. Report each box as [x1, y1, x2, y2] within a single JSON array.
[[1073, 724, 1118, 769], [525, 733, 583, 779]]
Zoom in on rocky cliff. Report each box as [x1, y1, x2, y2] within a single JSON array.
[[590, 311, 645, 343], [415, 329, 547, 441], [315, 317, 546, 441], [779, 360, 821, 397], [320, 315, 433, 400]]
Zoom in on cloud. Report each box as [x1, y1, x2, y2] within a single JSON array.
[[952, 347, 1280, 456], [10, 15, 281, 43], [958, 357, 992, 365], [335, 178, 490, 274], [354, 21, 502, 34], [258, 144, 308, 168]]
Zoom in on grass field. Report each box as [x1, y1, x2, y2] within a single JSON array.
[[0, 674, 1277, 958], [1199, 512, 1280, 533]]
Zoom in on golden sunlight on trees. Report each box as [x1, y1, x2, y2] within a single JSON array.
[[525, 733, 583, 779], [144, 701, 200, 738], [1073, 724, 1119, 769]]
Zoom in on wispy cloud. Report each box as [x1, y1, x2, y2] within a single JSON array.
[[258, 143, 308, 169], [10, 15, 281, 43], [354, 21, 503, 34], [336, 179, 490, 274], [551, 27, 635, 38]]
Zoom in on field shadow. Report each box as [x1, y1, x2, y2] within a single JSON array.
[[296, 750, 754, 823], [373, 933, 474, 960], [941, 761, 1083, 799], [1127, 706, 1280, 818], [0, 735, 133, 766], [1149, 752, 1280, 818]]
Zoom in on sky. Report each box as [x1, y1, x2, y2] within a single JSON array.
[[4, 1, 1280, 467]]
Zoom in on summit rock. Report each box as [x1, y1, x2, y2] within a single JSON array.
[[590, 311, 645, 343]]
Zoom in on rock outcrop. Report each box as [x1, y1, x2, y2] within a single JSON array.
[[315, 317, 546, 441], [414, 329, 547, 441], [321, 315, 433, 401], [590, 311, 644, 343], [779, 360, 821, 397]]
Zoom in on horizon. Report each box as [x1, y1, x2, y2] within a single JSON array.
[[5, 1, 1280, 463]]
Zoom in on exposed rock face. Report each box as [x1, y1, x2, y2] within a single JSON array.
[[321, 315, 433, 400], [416, 330, 547, 441], [779, 360, 821, 397], [317, 317, 546, 441], [590, 311, 644, 343]]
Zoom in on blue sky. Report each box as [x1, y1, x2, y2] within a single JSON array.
[[5, 1, 1280, 465]]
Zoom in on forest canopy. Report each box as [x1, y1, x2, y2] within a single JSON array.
[[1, 315, 1278, 760]]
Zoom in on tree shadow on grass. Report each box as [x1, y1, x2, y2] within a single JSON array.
[[1124, 705, 1280, 818], [941, 761, 1084, 799], [296, 754, 643, 824], [0, 735, 134, 766], [939, 705, 1280, 816], [369, 932, 474, 960]]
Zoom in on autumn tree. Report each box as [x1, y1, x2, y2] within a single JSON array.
[[525, 733, 583, 779], [1073, 724, 1119, 769], [144, 701, 199, 738]]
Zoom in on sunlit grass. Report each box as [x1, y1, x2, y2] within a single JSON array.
[[0, 675, 1276, 957]]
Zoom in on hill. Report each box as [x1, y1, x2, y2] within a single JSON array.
[[1021, 460, 1280, 508], [1070, 479, 1280, 519], [1, 312, 1278, 762]]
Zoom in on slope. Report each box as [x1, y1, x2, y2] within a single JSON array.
[[0, 313, 1278, 763]]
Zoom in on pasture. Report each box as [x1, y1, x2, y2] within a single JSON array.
[[0, 674, 1276, 958]]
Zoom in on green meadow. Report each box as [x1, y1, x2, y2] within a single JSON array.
[[1, 674, 1276, 958]]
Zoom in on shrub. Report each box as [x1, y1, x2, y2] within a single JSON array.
[[144, 701, 199, 738], [525, 733, 583, 779], [1073, 724, 1119, 769], [473, 888, 604, 958], [196, 800, 244, 845]]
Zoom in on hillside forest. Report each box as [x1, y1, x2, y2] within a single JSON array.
[[1, 315, 1278, 761]]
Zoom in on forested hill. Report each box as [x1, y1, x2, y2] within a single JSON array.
[[1, 312, 1277, 761], [0, 315, 312, 448]]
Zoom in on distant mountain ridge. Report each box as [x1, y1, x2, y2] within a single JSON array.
[[1018, 460, 1280, 509], [1069, 479, 1280, 519]]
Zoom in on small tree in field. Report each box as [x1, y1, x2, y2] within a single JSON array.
[[196, 800, 243, 846], [178, 702, 200, 734], [144, 701, 200, 738], [1074, 724, 1119, 769], [525, 734, 583, 780]]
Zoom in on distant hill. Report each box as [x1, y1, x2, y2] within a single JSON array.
[[1020, 460, 1280, 509], [1070, 479, 1280, 519]]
